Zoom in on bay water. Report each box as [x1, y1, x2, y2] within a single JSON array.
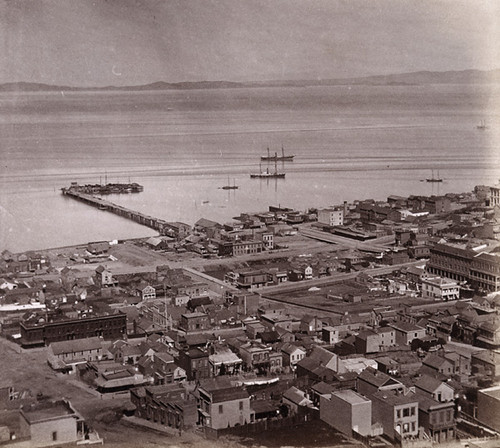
[[0, 83, 499, 252]]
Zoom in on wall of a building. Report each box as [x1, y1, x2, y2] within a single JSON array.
[[477, 388, 500, 432]]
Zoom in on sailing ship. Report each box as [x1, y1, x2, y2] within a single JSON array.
[[477, 120, 487, 130], [261, 145, 295, 161], [426, 170, 443, 183], [250, 159, 285, 178], [221, 177, 239, 190]]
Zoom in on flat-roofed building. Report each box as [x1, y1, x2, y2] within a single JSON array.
[[179, 312, 210, 333], [19, 400, 99, 447], [320, 389, 372, 437], [421, 276, 460, 301], [477, 385, 500, 432], [470, 252, 500, 293], [197, 378, 253, 430], [318, 208, 344, 227]]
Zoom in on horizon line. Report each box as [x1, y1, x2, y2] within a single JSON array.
[[1, 67, 500, 91]]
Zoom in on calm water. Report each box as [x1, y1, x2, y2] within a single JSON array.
[[1, 84, 499, 252]]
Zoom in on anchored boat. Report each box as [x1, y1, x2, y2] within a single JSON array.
[[426, 170, 443, 183], [261, 145, 295, 162], [250, 160, 285, 178]]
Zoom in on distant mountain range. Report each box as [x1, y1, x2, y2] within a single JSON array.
[[1, 69, 499, 92]]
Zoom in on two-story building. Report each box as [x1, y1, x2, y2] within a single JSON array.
[[238, 341, 271, 373], [371, 390, 419, 442], [320, 389, 372, 437], [179, 312, 210, 333], [280, 343, 306, 368], [414, 375, 454, 403], [421, 277, 460, 301], [415, 392, 456, 443], [177, 348, 210, 381], [390, 322, 426, 345], [196, 379, 254, 430]]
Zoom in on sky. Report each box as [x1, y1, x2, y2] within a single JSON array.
[[0, 0, 499, 87]]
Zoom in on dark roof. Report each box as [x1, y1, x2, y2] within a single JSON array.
[[183, 348, 208, 359], [423, 354, 453, 370], [311, 381, 334, 395], [372, 389, 418, 406], [415, 392, 454, 412], [414, 375, 451, 394], [283, 386, 309, 405], [251, 399, 279, 414], [259, 331, 281, 343], [358, 367, 400, 388], [210, 387, 249, 403]]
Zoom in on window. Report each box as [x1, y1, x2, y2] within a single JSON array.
[[239, 401, 244, 411], [52, 432, 57, 441], [219, 405, 223, 414], [410, 407, 415, 416], [403, 408, 410, 417], [411, 422, 416, 432], [403, 423, 409, 433], [396, 409, 401, 419]]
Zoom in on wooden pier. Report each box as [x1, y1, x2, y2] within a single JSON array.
[[62, 189, 170, 234]]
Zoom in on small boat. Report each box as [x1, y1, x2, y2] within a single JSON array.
[[426, 170, 443, 183], [477, 120, 487, 130], [221, 177, 239, 190], [261, 145, 295, 162], [250, 160, 285, 178]]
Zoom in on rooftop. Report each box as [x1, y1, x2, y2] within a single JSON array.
[[332, 389, 371, 405], [479, 385, 500, 400], [372, 389, 418, 407], [21, 400, 76, 424], [49, 337, 102, 355]]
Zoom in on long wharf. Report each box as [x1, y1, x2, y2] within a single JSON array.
[[61, 184, 170, 234]]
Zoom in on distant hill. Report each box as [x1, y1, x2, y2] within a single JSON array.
[[1, 69, 499, 92]]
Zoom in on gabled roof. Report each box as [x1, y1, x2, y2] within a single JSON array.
[[357, 366, 401, 388], [471, 349, 500, 365], [283, 386, 310, 406], [311, 381, 334, 395], [281, 343, 306, 356], [423, 354, 453, 370], [414, 375, 452, 394], [307, 346, 336, 366], [415, 391, 454, 412]]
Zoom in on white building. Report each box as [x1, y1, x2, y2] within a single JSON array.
[[318, 208, 344, 227], [421, 276, 460, 301]]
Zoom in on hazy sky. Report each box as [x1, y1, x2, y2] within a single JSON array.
[[1, 0, 498, 86]]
